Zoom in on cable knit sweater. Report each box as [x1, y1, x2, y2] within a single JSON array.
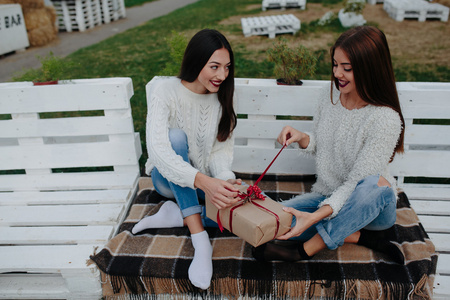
[[145, 77, 235, 189], [303, 86, 402, 218]]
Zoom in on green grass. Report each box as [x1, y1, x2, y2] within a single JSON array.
[[12, 0, 450, 172], [124, 0, 157, 8]]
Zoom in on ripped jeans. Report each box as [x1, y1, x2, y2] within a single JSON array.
[[151, 128, 217, 227], [281, 175, 397, 250]]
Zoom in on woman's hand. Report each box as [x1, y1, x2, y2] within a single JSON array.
[[277, 126, 310, 149], [226, 178, 242, 186], [277, 205, 333, 240], [195, 173, 241, 210], [277, 207, 318, 240]]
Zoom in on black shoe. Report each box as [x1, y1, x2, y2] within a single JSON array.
[[357, 229, 405, 264], [252, 241, 312, 262]]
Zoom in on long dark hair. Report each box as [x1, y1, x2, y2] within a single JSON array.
[[330, 26, 405, 157], [179, 29, 237, 142]]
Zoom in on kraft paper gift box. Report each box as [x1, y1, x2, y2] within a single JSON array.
[[205, 185, 293, 247]]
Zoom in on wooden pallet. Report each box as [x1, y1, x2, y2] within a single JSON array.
[[384, 0, 449, 22], [261, 0, 306, 11], [52, 0, 126, 32], [53, 0, 102, 32], [100, 0, 126, 24], [232, 78, 450, 299], [241, 14, 301, 38], [0, 78, 142, 299]]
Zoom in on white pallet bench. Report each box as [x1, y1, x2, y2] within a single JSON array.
[[262, 0, 306, 11], [0, 78, 142, 299], [367, 0, 383, 4], [384, 0, 449, 22], [52, 0, 126, 32], [241, 14, 301, 38], [232, 78, 450, 299]]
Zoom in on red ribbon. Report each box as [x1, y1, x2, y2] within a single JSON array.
[[217, 144, 287, 237]]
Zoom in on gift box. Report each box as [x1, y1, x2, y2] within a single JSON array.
[[206, 185, 293, 247]]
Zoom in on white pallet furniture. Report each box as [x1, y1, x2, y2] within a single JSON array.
[[384, 0, 449, 22], [53, 0, 102, 32], [101, 0, 126, 24], [0, 78, 142, 299], [232, 78, 450, 299], [367, 0, 383, 4], [52, 0, 126, 32], [241, 14, 301, 38], [262, 0, 306, 11]]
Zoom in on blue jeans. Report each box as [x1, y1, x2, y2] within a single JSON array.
[[151, 128, 217, 227], [281, 175, 397, 250]]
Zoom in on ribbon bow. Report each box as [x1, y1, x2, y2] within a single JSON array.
[[217, 144, 287, 237]]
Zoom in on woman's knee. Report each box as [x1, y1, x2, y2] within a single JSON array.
[[168, 128, 188, 154], [377, 176, 391, 187]]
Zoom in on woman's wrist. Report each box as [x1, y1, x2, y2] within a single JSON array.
[[299, 133, 310, 149], [194, 172, 207, 190]]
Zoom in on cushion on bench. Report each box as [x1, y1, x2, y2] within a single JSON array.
[[90, 180, 437, 299]]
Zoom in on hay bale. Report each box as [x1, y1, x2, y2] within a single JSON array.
[[45, 5, 57, 26], [0, 0, 16, 4], [24, 8, 52, 31], [27, 24, 57, 47], [14, 0, 45, 12]]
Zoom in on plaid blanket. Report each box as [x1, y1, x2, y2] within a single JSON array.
[[90, 179, 437, 299]]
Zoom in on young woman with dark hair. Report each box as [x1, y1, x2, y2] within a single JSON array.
[[253, 26, 406, 264], [132, 29, 241, 290]]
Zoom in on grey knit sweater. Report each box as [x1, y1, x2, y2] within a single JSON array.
[[302, 86, 402, 218]]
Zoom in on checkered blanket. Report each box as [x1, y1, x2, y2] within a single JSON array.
[[90, 181, 437, 299]]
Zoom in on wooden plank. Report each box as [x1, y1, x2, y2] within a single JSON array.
[[235, 79, 325, 116], [417, 215, 450, 233], [0, 244, 101, 272], [0, 226, 114, 245], [234, 119, 313, 140], [390, 150, 450, 178], [428, 233, 450, 252], [0, 78, 133, 114], [401, 185, 450, 200], [0, 189, 132, 206], [404, 124, 450, 146], [434, 274, 450, 300], [0, 171, 139, 192], [410, 200, 450, 215], [0, 274, 70, 299], [1, 115, 134, 138], [0, 204, 126, 226], [0, 137, 139, 170], [233, 147, 316, 175]]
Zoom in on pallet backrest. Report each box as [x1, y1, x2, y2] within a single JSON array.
[[0, 78, 142, 192], [233, 78, 450, 187]]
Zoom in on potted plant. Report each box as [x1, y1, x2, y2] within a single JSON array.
[[13, 52, 75, 85], [267, 38, 317, 86], [339, 0, 367, 28]]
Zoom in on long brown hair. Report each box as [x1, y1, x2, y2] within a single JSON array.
[[330, 26, 405, 157], [179, 29, 237, 142]]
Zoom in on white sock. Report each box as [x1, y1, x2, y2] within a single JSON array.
[[131, 201, 183, 234], [188, 231, 213, 290]]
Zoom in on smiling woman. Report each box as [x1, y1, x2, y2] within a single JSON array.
[[182, 47, 230, 94], [130, 29, 241, 290]]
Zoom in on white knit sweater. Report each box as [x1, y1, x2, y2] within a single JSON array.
[[302, 86, 402, 218], [145, 77, 235, 189]]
